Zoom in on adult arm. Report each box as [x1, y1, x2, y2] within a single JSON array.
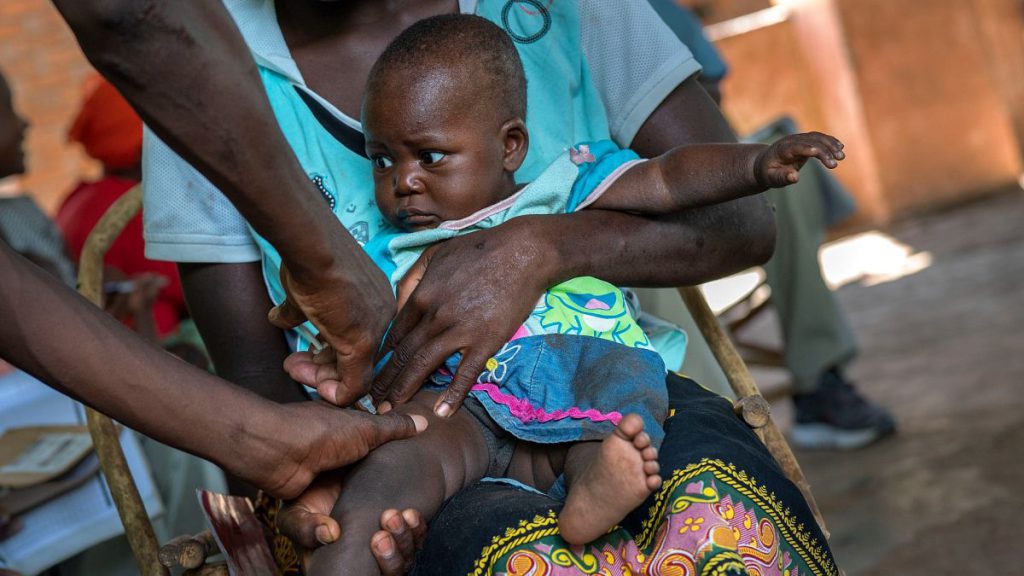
[[0, 241, 423, 500], [179, 262, 309, 405], [51, 0, 392, 403], [369, 76, 779, 416], [591, 133, 845, 213]]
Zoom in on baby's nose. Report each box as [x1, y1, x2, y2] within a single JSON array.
[[394, 167, 424, 195]]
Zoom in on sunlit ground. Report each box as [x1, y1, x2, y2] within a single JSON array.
[[819, 231, 933, 289], [700, 191, 1024, 574], [700, 230, 933, 314]]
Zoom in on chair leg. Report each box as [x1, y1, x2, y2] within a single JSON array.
[[678, 286, 829, 538], [78, 186, 168, 576]]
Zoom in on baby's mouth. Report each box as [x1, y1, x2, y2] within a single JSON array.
[[396, 207, 441, 229]]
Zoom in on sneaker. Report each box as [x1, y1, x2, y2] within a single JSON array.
[[790, 368, 896, 450]]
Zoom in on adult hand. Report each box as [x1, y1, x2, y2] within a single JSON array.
[[279, 478, 425, 574], [255, 401, 426, 500], [281, 243, 441, 397], [268, 261, 396, 407], [370, 219, 555, 417], [371, 508, 427, 575]]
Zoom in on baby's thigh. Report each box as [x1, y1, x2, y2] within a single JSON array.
[[334, 391, 491, 517], [309, 393, 493, 575], [506, 441, 570, 492]]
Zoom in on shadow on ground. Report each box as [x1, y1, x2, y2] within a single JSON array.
[[749, 191, 1024, 574]]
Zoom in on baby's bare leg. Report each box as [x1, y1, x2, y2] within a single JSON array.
[[558, 414, 662, 545], [305, 392, 489, 576]]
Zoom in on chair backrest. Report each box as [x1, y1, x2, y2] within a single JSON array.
[[76, 185, 168, 576], [678, 286, 828, 536]]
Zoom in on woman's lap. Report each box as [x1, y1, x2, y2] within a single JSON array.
[[414, 373, 838, 576]]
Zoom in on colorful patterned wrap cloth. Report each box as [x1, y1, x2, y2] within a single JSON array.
[[416, 374, 839, 576]]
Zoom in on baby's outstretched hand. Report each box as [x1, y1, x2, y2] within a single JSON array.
[[754, 131, 845, 189]]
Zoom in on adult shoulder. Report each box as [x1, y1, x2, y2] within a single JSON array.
[[578, 0, 703, 146]]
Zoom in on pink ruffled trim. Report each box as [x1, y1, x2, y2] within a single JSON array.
[[470, 383, 622, 425]]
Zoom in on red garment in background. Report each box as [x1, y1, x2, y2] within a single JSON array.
[[67, 78, 142, 171], [56, 177, 186, 337]]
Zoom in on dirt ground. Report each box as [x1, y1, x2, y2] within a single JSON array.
[[744, 190, 1024, 574]]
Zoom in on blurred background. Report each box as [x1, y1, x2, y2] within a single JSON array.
[[0, 0, 1021, 574]]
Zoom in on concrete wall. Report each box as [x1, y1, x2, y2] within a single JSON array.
[[714, 7, 888, 224], [0, 0, 97, 214], [973, 0, 1024, 149], [707, 0, 1023, 222], [838, 0, 1022, 216]]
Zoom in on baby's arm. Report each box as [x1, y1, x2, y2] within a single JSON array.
[[589, 132, 844, 214]]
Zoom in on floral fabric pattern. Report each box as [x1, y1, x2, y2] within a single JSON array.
[[474, 459, 836, 576]]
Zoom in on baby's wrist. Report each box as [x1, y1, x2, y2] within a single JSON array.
[[749, 145, 772, 190]]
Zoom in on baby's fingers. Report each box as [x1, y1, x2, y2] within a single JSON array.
[[790, 142, 837, 169], [803, 132, 846, 164], [822, 133, 845, 159]]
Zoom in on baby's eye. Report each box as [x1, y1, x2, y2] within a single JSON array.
[[371, 155, 393, 169], [420, 151, 446, 165]]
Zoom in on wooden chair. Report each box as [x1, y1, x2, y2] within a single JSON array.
[[706, 271, 794, 403], [75, 185, 167, 575], [76, 188, 826, 575]]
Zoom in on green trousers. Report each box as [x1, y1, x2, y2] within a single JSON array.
[[638, 163, 858, 396]]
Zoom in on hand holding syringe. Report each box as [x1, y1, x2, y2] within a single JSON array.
[[293, 324, 378, 414]]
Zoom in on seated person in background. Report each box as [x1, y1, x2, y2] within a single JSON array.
[[304, 15, 845, 574], [0, 68, 218, 573], [57, 75, 189, 341], [647, 0, 895, 450], [0, 71, 75, 288]]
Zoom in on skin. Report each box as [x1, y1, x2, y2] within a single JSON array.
[[360, 62, 844, 415], [0, 70, 426, 508], [285, 73, 775, 559], [51, 0, 775, 561], [364, 69, 528, 232], [52, 0, 395, 405], [590, 132, 846, 213], [53, 0, 774, 413], [305, 392, 490, 576], [284, 12, 776, 560], [356, 54, 847, 548], [0, 240, 426, 502], [358, 81, 778, 418], [358, 58, 669, 554]]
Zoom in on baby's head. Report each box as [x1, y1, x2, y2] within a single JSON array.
[[362, 14, 529, 231]]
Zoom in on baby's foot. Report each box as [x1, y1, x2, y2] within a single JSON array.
[[558, 414, 661, 545]]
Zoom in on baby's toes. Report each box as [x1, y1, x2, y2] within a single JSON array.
[[616, 413, 645, 439], [643, 458, 660, 476], [632, 430, 652, 451]]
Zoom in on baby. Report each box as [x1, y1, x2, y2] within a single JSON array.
[[306, 14, 844, 575]]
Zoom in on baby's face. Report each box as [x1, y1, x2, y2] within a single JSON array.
[[363, 70, 520, 231]]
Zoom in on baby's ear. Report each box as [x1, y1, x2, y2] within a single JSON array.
[[500, 118, 529, 173]]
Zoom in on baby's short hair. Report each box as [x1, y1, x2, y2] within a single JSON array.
[[367, 14, 527, 120]]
